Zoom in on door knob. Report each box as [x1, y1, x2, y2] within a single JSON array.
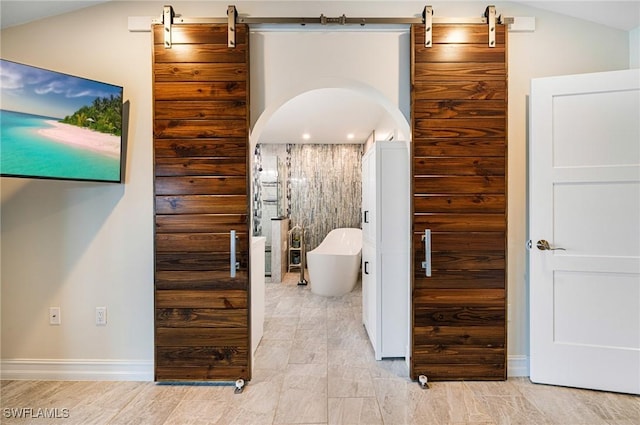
[[536, 240, 566, 251]]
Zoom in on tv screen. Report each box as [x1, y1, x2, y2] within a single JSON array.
[[0, 59, 124, 183]]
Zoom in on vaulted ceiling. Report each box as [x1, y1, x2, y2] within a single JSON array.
[[2, 1, 637, 144], [2, 1, 638, 31]]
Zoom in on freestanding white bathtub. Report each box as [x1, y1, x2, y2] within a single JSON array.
[[307, 228, 362, 297]]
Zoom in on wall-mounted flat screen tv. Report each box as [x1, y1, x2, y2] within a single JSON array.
[[1, 59, 124, 183]]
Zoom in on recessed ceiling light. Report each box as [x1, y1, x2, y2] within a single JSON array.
[[347, 133, 355, 140], [302, 133, 311, 140]]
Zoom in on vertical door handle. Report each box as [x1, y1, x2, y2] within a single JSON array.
[[230, 230, 239, 278], [421, 229, 432, 277], [364, 261, 369, 275], [364, 210, 369, 223]]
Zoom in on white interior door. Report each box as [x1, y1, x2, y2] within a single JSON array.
[[529, 69, 640, 395]]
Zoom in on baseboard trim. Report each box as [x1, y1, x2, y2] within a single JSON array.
[[0, 359, 154, 381], [2, 356, 527, 381], [508, 355, 530, 377]]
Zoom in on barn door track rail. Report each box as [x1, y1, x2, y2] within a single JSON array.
[[156, 4, 510, 49]]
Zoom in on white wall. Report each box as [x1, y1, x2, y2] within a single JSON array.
[[0, 1, 630, 380], [249, 29, 411, 144], [0, 1, 158, 380]]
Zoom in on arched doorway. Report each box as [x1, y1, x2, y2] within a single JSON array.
[[250, 78, 411, 318], [251, 80, 411, 148]]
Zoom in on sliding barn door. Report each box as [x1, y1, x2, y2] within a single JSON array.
[[152, 24, 251, 381], [411, 23, 507, 380]]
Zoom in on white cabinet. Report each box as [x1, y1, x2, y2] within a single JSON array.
[[362, 241, 376, 345], [361, 141, 409, 360]]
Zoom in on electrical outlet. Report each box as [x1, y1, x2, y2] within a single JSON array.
[[96, 306, 107, 326], [49, 307, 61, 325]]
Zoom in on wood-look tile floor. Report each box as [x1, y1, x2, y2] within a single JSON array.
[[2, 273, 639, 424]]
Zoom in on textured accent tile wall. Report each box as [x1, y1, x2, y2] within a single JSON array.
[[290, 144, 362, 252], [254, 144, 363, 253]]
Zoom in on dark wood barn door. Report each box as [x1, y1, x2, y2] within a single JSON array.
[[411, 23, 507, 380], [152, 24, 251, 381]]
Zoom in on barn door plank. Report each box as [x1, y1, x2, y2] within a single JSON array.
[[411, 23, 507, 381], [153, 23, 250, 382]]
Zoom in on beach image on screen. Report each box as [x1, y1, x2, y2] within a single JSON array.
[[0, 59, 123, 182]]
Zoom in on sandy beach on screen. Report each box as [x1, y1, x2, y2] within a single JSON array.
[[37, 120, 120, 158]]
